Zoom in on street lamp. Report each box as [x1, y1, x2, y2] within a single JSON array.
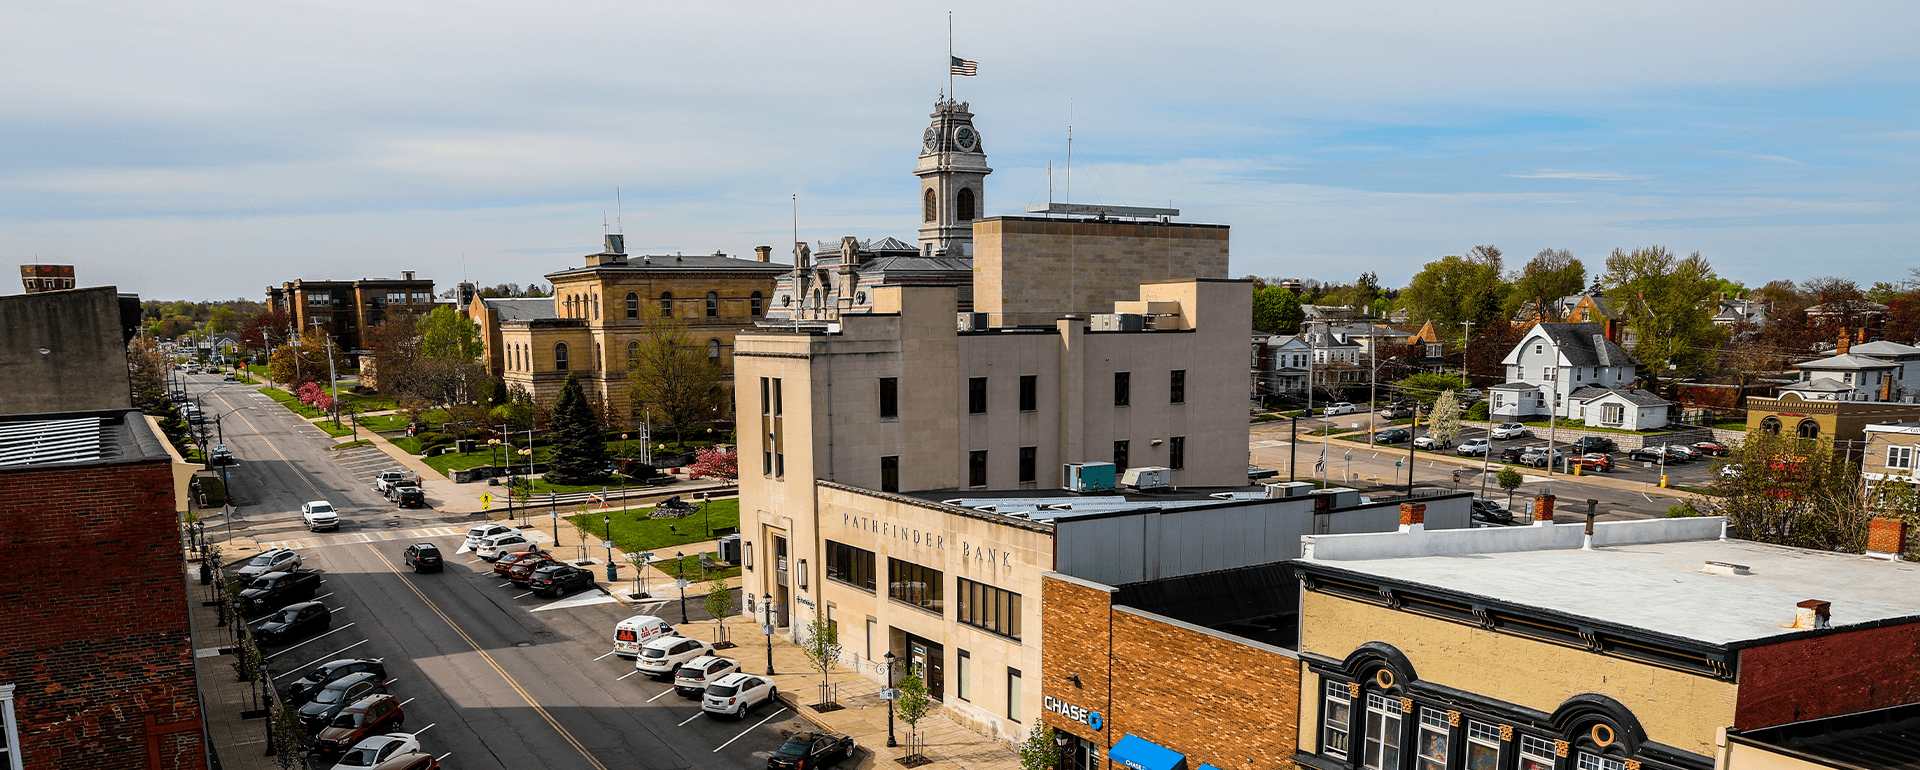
[[762, 592, 775, 674], [603, 515, 614, 581], [675, 551, 688, 624], [884, 650, 898, 747]]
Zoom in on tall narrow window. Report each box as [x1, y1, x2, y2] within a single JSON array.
[[707, 339, 721, 363], [1169, 436, 1185, 470], [1019, 374, 1037, 411], [957, 188, 976, 221], [627, 340, 639, 366], [1518, 735, 1556, 770], [968, 377, 987, 414], [1416, 707, 1449, 770], [1113, 440, 1130, 471], [879, 378, 899, 419], [881, 455, 899, 493], [1114, 371, 1131, 407], [554, 343, 569, 371], [772, 378, 783, 416], [626, 292, 639, 318], [1018, 446, 1036, 483], [923, 189, 937, 222], [750, 291, 764, 317], [1006, 668, 1022, 723], [969, 450, 987, 487], [1465, 722, 1501, 770], [1322, 681, 1352, 759], [957, 650, 972, 701], [1170, 369, 1186, 404], [706, 291, 719, 318], [659, 292, 673, 317], [1363, 693, 1403, 770]]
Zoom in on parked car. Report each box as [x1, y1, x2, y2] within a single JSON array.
[[493, 550, 555, 580], [476, 531, 535, 561], [1499, 446, 1527, 464], [636, 636, 714, 679], [288, 659, 387, 705], [1375, 428, 1412, 444], [237, 548, 303, 581], [312, 695, 406, 755], [702, 672, 777, 718], [1460, 388, 1485, 401], [1627, 446, 1684, 464], [674, 655, 741, 697], [1691, 441, 1730, 457], [389, 486, 425, 509], [330, 733, 421, 769], [1572, 453, 1614, 473], [302, 500, 340, 532], [1412, 435, 1452, 450], [373, 470, 420, 496], [1455, 438, 1492, 456], [1569, 436, 1618, 454], [463, 524, 515, 551], [223, 373, 239, 382], [1520, 446, 1565, 468], [1378, 404, 1413, 419], [767, 732, 856, 770], [210, 444, 236, 466], [367, 752, 439, 770], [1470, 499, 1517, 527], [1322, 402, 1358, 416], [613, 615, 677, 658], [529, 564, 596, 597], [297, 671, 387, 731], [239, 570, 323, 616], [253, 601, 332, 645], [1490, 423, 1531, 440], [1667, 445, 1702, 463], [401, 543, 443, 573]]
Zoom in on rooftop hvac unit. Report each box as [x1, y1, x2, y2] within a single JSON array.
[[1120, 466, 1172, 491], [1264, 481, 1314, 499], [1309, 487, 1361, 509], [956, 312, 988, 331], [1090, 313, 1145, 332], [1064, 462, 1117, 493]]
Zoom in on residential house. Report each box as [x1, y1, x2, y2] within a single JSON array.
[[1254, 333, 1315, 402], [1712, 296, 1770, 329], [1490, 322, 1669, 429], [1862, 421, 1920, 501]]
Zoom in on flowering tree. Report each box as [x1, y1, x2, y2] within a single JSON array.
[[686, 447, 738, 484], [296, 382, 335, 414]]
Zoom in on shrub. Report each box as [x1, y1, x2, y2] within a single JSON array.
[[1667, 500, 1704, 518]]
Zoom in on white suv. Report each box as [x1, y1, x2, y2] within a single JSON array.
[[1490, 423, 1531, 440], [463, 524, 514, 552], [673, 655, 740, 696], [701, 672, 777, 718], [1322, 402, 1357, 416], [301, 501, 339, 532], [475, 531, 534, 561], [635, 636, 713, 679]]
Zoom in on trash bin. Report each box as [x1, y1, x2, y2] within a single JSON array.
[[457, 439, 477, 453], [606, 563, 619, 582], [717, 534, 741, 565]]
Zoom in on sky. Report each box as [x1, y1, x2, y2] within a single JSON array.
[[4, 0, 1917, 302]]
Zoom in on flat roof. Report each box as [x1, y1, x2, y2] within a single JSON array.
[[1304, 537, 1920, 648], [0, 409, 170, 469]]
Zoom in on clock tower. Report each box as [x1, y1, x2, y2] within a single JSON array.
[[915, 97, 992, 258]]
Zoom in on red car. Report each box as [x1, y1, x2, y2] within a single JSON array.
[[504, 556, 560, 586], [311, 694, 405, 755], [1573, 453, 1614, 473], [1691, 441, 1729, 457], [491, 550, 552, 579]]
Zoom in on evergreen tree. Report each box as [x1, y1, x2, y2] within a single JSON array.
[[546, 374, 609, 483]]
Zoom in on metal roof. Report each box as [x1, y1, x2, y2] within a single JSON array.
[[0, 416, 109, 467]]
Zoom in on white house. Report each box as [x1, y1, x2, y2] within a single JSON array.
[[1254, 333, 1313, 398], [1846, 340, 1920, 400], [1787, 351, 1903, 402], [1490, 322, 1670, 430]]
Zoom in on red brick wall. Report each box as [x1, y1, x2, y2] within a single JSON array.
[[1042, 574, 1300, 769], [1735, 622, 1920, 730], [0, 460, 205, 769]]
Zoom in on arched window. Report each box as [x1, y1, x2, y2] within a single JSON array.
[[707, 339, 722, 363], [923, 188, 937, 222], [1761, 416, 1781, 434], [1798, 419, 1820, 439], [957, 187, 975, 221], [659, 292, 673, 318], [592, 294, 600, 320], [595, 342, 602, 370], [626, 292, 639, 319], [706, 291, 719, 318], [627, 340, 639, 367], [750, 291, 763, 317], [554, 342, 569, 371]]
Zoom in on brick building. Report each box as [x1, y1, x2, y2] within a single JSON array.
[[264, 272, 436, 357], [0, 409, 203, 769]]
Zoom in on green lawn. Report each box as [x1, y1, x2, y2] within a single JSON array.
[[422, 444, 553, 476], [332, 440, 373, 450], [515, 474, 652, 494], [653, 553, 740, 582], [314, 419, 357, 438], [567, 498, 740, 554]]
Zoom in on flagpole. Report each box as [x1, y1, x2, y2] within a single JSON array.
[[948, 11, 954, 101]]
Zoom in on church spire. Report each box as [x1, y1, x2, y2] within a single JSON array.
[[914, 97, 991, 258]]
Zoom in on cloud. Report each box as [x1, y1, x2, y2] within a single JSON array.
[[1507, 170, 1647, 181], [1607, 212, 1916, 229]]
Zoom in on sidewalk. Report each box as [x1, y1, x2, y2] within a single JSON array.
[[183, 563, 289, 770]]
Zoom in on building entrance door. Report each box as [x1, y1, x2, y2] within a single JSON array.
[[903, 633, 945, 701]]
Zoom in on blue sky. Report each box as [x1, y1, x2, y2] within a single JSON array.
[[3, 0, 1916, 300]]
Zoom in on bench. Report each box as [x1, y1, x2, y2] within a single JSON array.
[[697, 556, 721, 573]]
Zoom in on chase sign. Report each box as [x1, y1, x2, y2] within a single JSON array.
[[1044, 695, 1103, 730]]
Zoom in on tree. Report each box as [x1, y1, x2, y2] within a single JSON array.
[[545, 374, 609, 484], [687, 447, 738, 485], [493, 385, 538, 430], [1392, 373, 1467, 406], [127, 337, 172, 410], [148, 316, 197, 341], [267, 330, 341, 390], [238, 308, 293, 354], [1018, 726, 1065, 770], [1427, 391, 1463, 446], [364, 312, 423, 396], [895, 668, 932, 759], [1703, 432, 1867, 552], [1400, 249, 1509, 333], [703, 578, 734, 646], [418, 305, 484, 360], [1496, 466, 1524, 510], [1252, 285, 1305, 334], [207, 307, 240, 334], [1504, 248, 1586, 322], [1464, 321, 1524, 387], [628, 306, 726, 443], [799, 617, 841, 708], [1598, 246, 1724, 378]]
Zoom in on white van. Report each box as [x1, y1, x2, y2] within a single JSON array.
[[613, 615, 676, 659]]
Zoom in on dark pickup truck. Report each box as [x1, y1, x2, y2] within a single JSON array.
[[239, 570, 323, 616]]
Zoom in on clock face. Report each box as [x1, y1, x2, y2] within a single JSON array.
[[953, 125, 978, 151], [923, 127, 939, 152]]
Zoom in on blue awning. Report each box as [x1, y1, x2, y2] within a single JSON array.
[[1108, 734, 1187, 770]]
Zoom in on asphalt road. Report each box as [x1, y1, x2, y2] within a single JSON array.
[[186, 372, 811, 769]]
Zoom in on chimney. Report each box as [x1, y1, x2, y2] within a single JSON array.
[[1884, 375, 1895, 402], [402, 270, 415, 281], [1838, 329, 1851, 355], [1602, 318, 1617, 341], [604, 233, 625, 255], [755, 245, 772, 262], [1858, 328, 1867, 344], [1867, 517, 1908, 559], [1398, 503, 1427, 532], [1533, 494, 1557, 524], [1793, 599, 1832, 630]]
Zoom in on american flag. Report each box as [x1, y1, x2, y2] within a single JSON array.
[[950, 56, 978, 76]]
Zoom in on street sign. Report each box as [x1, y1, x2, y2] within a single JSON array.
[[879, 688, 899, 701], [640, 552, 654, 561], [601, 540, 615, 550], [675, 579, 689, 589], [762, 623, 775, 636]]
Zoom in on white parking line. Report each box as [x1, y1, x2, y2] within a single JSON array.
[[436, 753, 452, 761], [512, 591, 534, 599], [415, 723, 435, 735], [275, 639, 370, 678], [264, 623, 357, 659], [617, 670, 642, 681], [593, 651, 616, 661], [400, 697, 415, 706], [715, 708, 789, 752], [678, 712, 704, 726], [647, 688, 673, 702], [498, 582, 512, 587]]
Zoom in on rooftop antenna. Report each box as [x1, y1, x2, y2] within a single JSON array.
[[616, 186, 624, 233], [1066, 98, 1074, 206], [603, 210, 609, 234], [1047, 161, 1053, 207]]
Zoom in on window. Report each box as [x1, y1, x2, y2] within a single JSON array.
[[626, 292, 639, 318], [957, 650, 972, 701], [969, 377, 988, 414], [659, 292, 673, 317], [1019, 446, 1037, 483], [1518, 735, 1557, 770], [760, 377, 771, 415], [554, 343, 569, 371], [1170, 369, 1186, 404], [1019, 375, 1037, 411], [707, 338, 721, 363], [1169, 436, 1185, 470], [879, 378, 899, 419], [957, 578, 1021, 639], [307, 293, 330, 307], [1113, 372, 1131, 406], [881, 455, 899, 493], [1890, 446, 1914, 470], [773, 378, 782, 416], [595, 343, 603, 369], [1416, 707, 1449, 770], [1602, 403, 1624, 425], [706, 291, 720, 318], [887, 558, 943, 612], [923, 189, 937, 222], [1761, 416, 1782, 435], [1465, 722, 1501, 770], [957, 188, 976, 221], [1322, 681, 1352, 759], [825, 541, 876, 591], [866, 618, 876, 661], [1006, 668, 1022, 723], [627, 340, 639, 366], [1578, 754, 1626, 770], [1798, 419, 1821, 439], [750, 291, 763, 317], [1363, 692, 1403, 770], [969, 450, 988, 487], [1114, 440, 1130, 471]]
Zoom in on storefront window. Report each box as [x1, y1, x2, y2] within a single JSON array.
[[887, 559, 943, 612], [825, 541, 876, 591], [956, 578, 1021, 639], [1578, 754, 1626, 770], [1363, 692, 1403, 770], [1322, 680, 1351, 759]]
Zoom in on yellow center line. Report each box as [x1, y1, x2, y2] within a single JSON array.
[[366, 546, 609, 770], [211, 389, 327, 499]]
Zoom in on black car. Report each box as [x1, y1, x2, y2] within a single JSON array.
[[1375, 428, 1412, 444], [287, 658, 387, 705], [391, 486, 425, 508], [1569, 436, 1617, 454], [210, 444, 236, 466], [1499, 446, 1528, 464], [527, 564, 595, 597], [253, 601, 331, 645], [402, 543, 443, 573], [1627, 446, 1684, 464], [767, 732, 856, 770], [296, 671, 386, 731], [239, 570, 322, 616]]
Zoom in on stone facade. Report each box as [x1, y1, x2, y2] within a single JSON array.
[[972, 217, 1230, 326], [0, 286, 134, 416], [1745, 392, 1920, 444]]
